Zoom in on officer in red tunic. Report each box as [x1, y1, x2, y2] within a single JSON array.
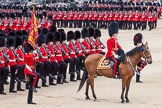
[[133, 33, 147, 83], [81, 28, 91, 56], [24, 43, 38, 104], [0, 37, 9, 95], [74, 30, 86, 80], [53, 31, 68, 84], [46, 32, 60, 85], [94, 28, 105, 55], [6, 37, 24, 93], [106, 22, 122, 78], [67, 31, 80, 81]]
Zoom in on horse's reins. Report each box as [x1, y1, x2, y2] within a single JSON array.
[[127, 56, 140, 75]]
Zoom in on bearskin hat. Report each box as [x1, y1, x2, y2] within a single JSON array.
[[42, 27, 49, 35], [22, 30, 28, 36], [24, 43, 34, 53], [0, 37, 5, 47], [46, 32, 54, 43], [37, 34, 46, 46], [8, 31, 15, 37], [48, 15, 52, 20], [49, 25, 57, 33], [54, 31, 61, 42], [89, 27, 95, 37], [74, 30, 81, 40], [94, 29, 101, 39], [67, 31, 74, 41], [60, 31, 66, 42], [108, 21, 119, 37], [81, 28, 89, 39], [10, 13, 15, 18], [7, 37, 15, 47], [133, 33, 143, 46], [15, 30, 23, 36], [15, 36, 23, 48], [0, 32, 5, 37]]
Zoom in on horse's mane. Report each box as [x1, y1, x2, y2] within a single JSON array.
[[126, 46, 143, 56]]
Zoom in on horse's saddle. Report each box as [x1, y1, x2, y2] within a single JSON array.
[[97, 56, 123, 70]]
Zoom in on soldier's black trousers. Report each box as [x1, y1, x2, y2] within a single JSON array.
[[0, 67, 9, 93], [57, 61, 67, 83], [9, 64, 23, 91]]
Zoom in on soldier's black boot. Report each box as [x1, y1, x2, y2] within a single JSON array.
[[136, 74, 143, 83]]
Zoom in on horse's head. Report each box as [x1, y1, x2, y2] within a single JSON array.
[[141, 42, 152, 64]]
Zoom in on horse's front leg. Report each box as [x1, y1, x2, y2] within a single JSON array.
[[85, 78, 90, 100], [121, 78, 127, 103], [125, 78, 132, 103]]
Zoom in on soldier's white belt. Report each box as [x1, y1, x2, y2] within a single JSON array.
[[56, 54, 62, 56]]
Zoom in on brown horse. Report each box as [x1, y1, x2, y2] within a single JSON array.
[[78, 42, 152, 103]]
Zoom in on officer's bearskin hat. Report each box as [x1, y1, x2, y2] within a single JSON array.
[[74, 30, 81, 40], [94, 29, 101, 39], [42, 27, 49, 35], [60, 31, 66, 42], [49, 25, 57, 33], [88, 27, 95, 37], [15, 36, 23, 48], [81, 28, 89, 39], [108, 21, 119, 37], [46, 32, 54, 43], [7, 36, 15, 47], [8, 31, 15, 37], [0, 37, 5, 47], [24, 43, 34, 53], [67, 31, 74, 41], [37, 34, 46, 46], [15, 30, 23, 36], [54, 31, 61, 42], [133, 33, 143, 46]]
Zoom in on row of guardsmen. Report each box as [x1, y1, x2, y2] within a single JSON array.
[[0, 2, 161, 30], [0, 27, 106, 95]]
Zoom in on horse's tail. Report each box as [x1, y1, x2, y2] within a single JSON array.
[[77, 68, 88, 92]]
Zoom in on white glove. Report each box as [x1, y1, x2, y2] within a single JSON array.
[[114, 54, 119, 59]]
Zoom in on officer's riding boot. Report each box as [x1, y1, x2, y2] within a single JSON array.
[[136, 74, 143, 83]]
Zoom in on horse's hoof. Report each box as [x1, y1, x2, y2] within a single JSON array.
[[86, 97, 90, 100], [121, 100, 125, 103], [94, 98, 97, 101], [126, 99, 129, 103]]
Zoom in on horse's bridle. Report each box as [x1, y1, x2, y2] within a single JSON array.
[[142, 50, 152, 62]]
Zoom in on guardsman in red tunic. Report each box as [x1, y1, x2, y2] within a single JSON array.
[[141, 7, 147, 30], [46, 32, 60, 85], [81, 28, 91, 56], [24, 43, 38, 104], [6, 37, 24, 93], [106, 22, 122, 78], [15, 36, 26, 91], [9, 13, 15, 30], [94, 29, 105, 55], [88, 27, 96, 54], [153, 8, 158, 29], [148, 7, 153, 31], [2, 13, 9, 31], [128, 7, 133, 30], [59, 31, 76, 81], [53, 31, 67, 84], [74, 30, 87, 80], [67, 31, 80, 81], [0, 37, 9, 95], [133, 33, 147, 83], [37, 34, 52, 87]]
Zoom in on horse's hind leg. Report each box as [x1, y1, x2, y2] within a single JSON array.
[[125, 78, 132, 103], [90, 76, 97, 101], [85, 78, 90, 100]]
